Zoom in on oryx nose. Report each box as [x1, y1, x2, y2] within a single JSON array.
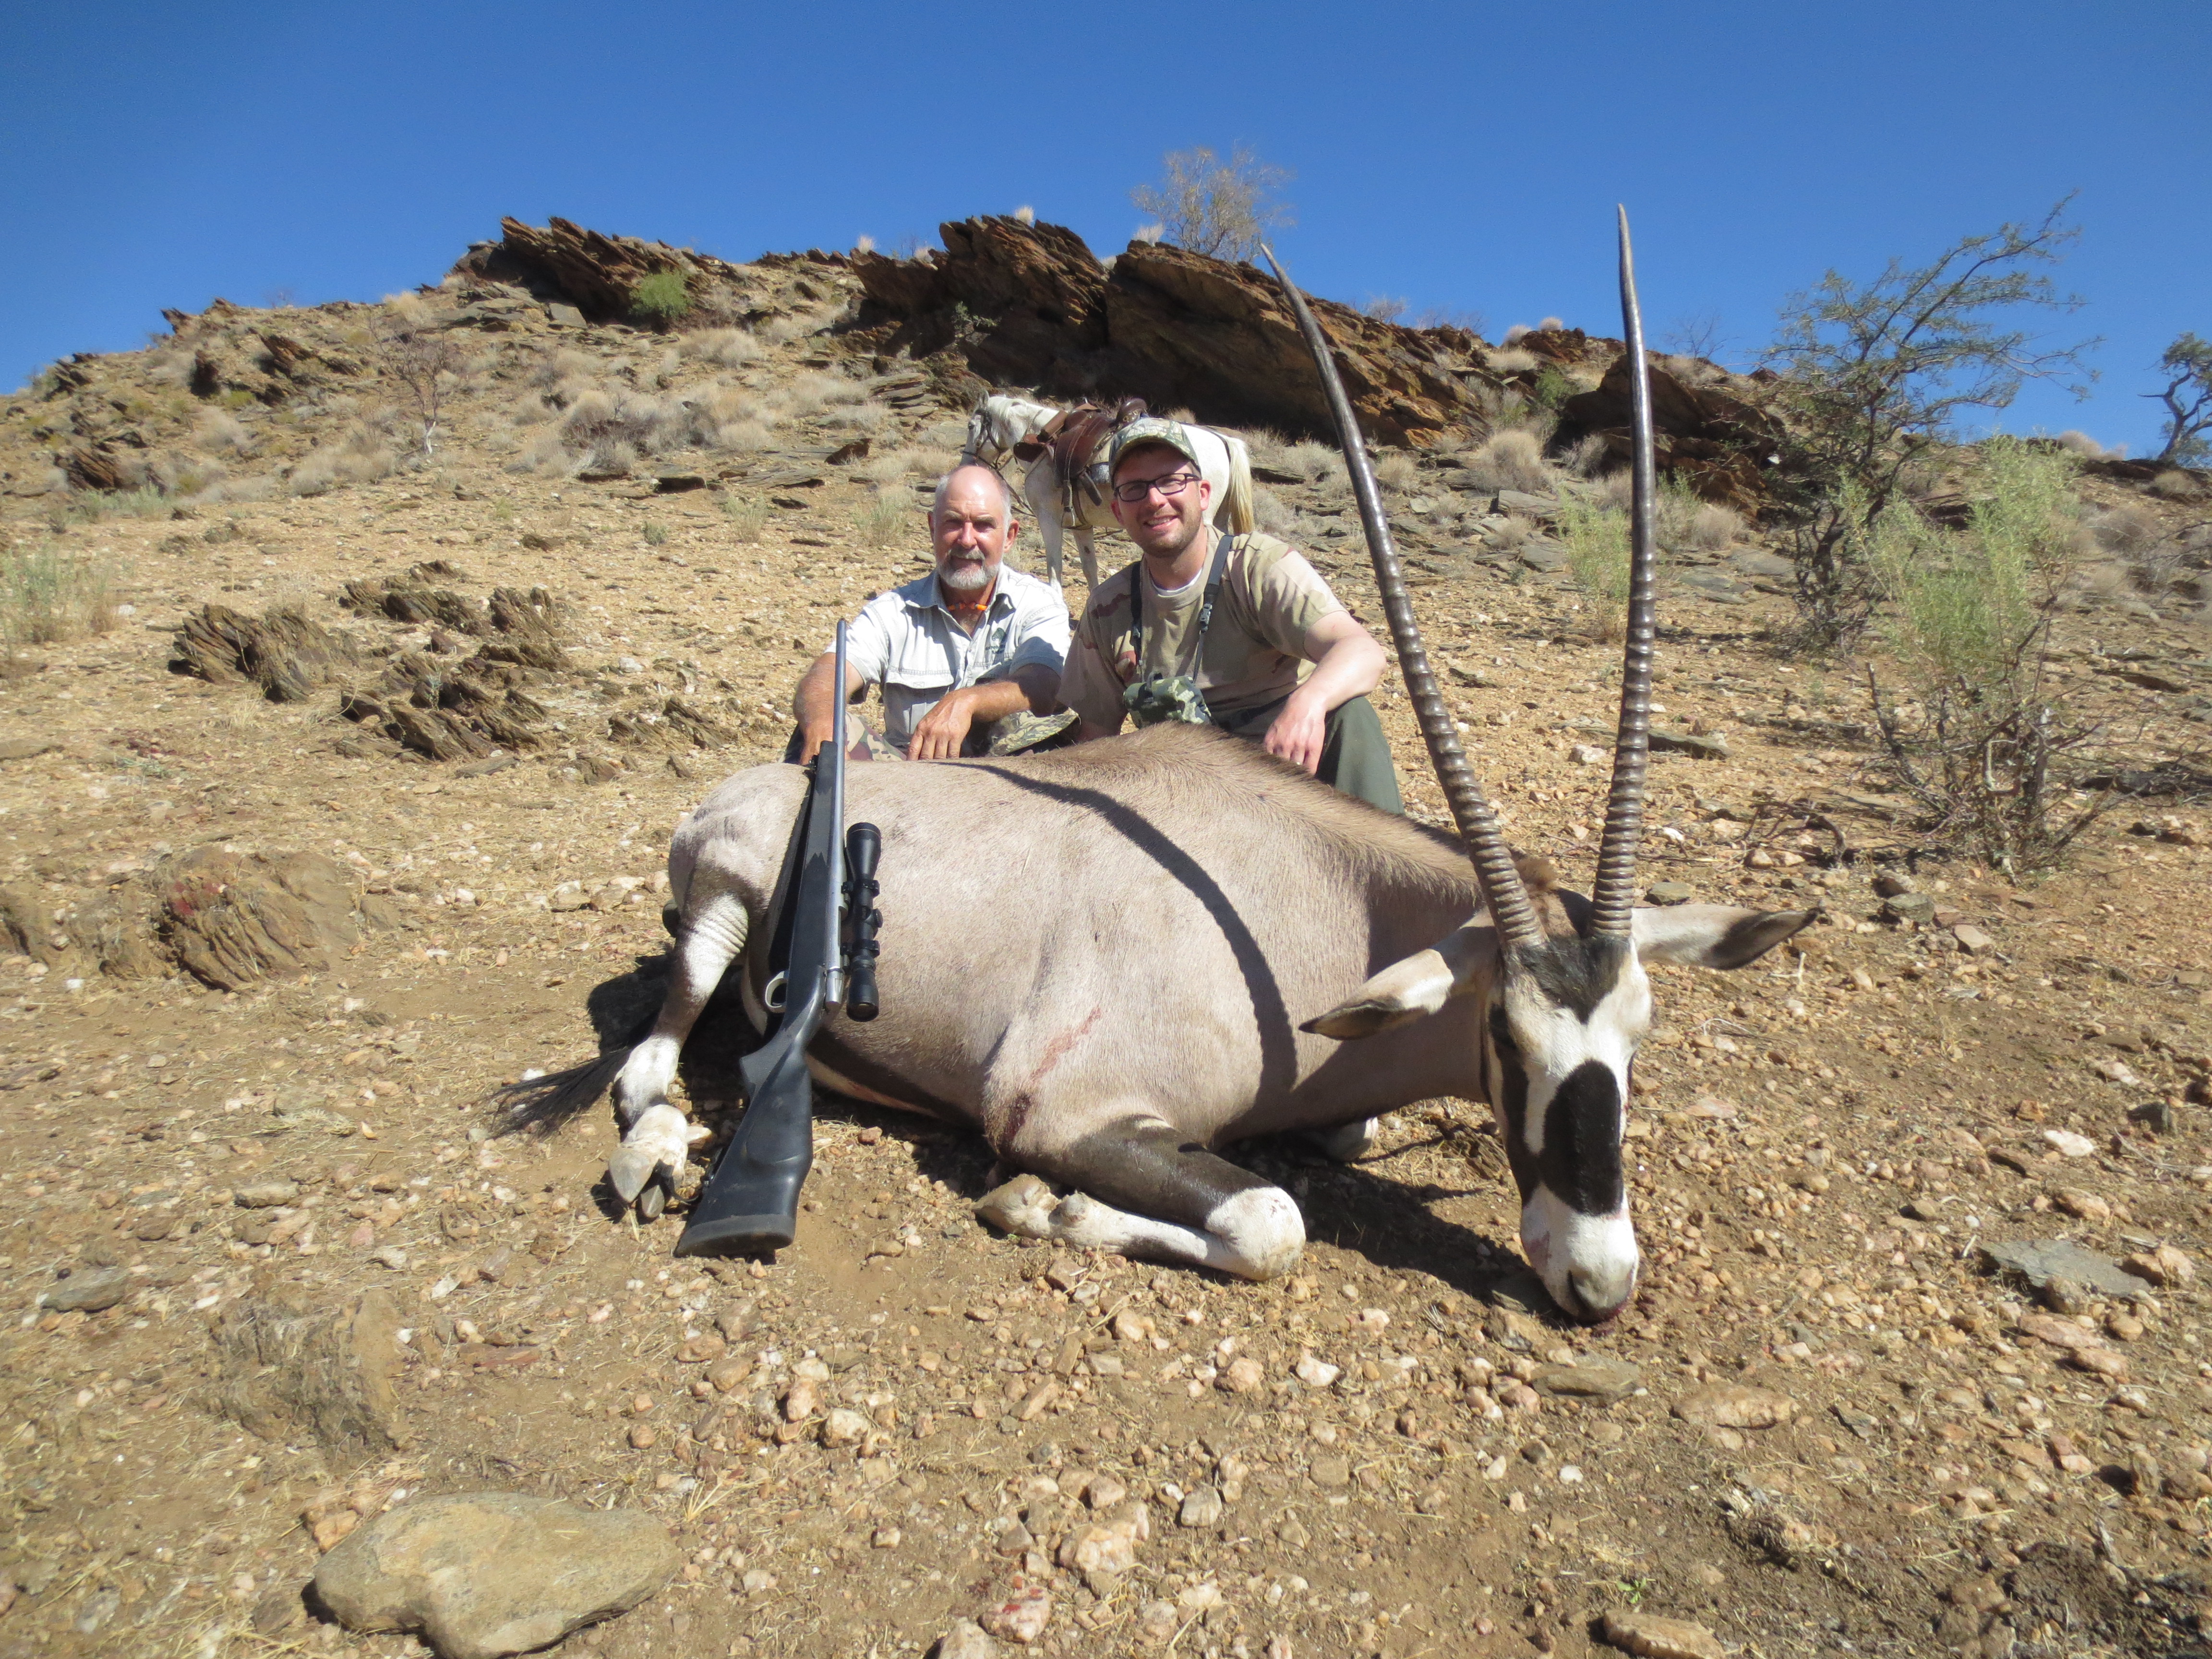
[[1566, 1263, 1635, 1325]]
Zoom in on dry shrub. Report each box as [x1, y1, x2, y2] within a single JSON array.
[[818, 402, 884, 433], [533, 348, 600, 393], [290, 422, 396, 495], [1560, 433, 1611, 478], [1486, 347, 1539, 374], [2054, 429, 2108, 457], [0, 542, 121, 644], [1466, 429, 1549, 494], [1688, 501, 1743, 550], [1282, 442, 1344, 488], [715, 419, 773, 454], [2151, 469, 2202, 500], [1373, 452, 1419, 493], [2090, 501, 2163, 555], [1252, 487, 1295, 536], [683, 328, 763, 369], [194, 409, 254, 456]]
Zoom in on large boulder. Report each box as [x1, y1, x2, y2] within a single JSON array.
[[1558, 355, 1786, 511], [311, 1492, 678, 1659]]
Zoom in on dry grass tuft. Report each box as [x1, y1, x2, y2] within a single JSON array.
[[681, 329, 764, 369], [1373, 453, 1419, 493], [0, 542, 122, 644], [856, 487, 912, 550], [290, 421, 397, 495]]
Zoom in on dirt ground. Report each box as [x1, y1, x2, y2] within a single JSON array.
[[0, 265, 2209, 1659]]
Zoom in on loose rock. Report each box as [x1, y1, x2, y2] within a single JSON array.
[[1673, 1383, 1796, 1430], [935, 1618, 1001, 1659], [42, 1267, 131, 1313], [1599, 1611, 1727, 1659], [310, 1492, 677, 1659]]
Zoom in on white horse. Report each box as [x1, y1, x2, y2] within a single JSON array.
[[962, 394, 1256, 589]]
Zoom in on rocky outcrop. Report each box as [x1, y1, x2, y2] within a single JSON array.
[[849, 216, 1493, 446], [452, 217, 842, 324], [160, 846, 371, 990], [210, 1286, 403, 1455], [1558, 355, 1787, 511]]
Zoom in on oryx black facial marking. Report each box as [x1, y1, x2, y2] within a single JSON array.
[[1541, 1061, 1627, 1218]]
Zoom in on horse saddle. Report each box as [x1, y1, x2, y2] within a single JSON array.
[[1013, 396, 1149, 507]]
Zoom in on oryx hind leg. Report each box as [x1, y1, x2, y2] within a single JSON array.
[[976, 1118, 1304, 1280], [1313, 1118, 1380, 1163], [607, 889, 748, 1217]]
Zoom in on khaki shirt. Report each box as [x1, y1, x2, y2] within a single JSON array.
[[1060, 530, 1344, 731]]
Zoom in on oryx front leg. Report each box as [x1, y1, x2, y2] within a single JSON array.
[[609, 890, 748, 1220], [978, 1118, 1305, 1281]]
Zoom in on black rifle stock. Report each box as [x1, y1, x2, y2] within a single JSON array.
[[676, 622, 879, 1257]]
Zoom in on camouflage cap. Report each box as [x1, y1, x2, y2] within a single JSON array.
[[1107, 416, 1204, 477]]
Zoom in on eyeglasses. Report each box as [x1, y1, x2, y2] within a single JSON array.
[[1111, 469, 1200, 505]]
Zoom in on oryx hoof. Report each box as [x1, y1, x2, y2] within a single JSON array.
[[608, 1103, 706, 1214], [974, 1173, 1057, 1239], [1315, 1118, 1380, 1164]]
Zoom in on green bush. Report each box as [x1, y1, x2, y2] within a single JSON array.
[[1555, 492, 1630, 639], [1865, 439, 2100, 872], [630, 271, 694, 328], [1762, 200, 2093, 647]]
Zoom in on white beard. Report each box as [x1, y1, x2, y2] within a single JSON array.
[[938, 558, 992, 593]]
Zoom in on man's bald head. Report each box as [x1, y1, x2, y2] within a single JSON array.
[[931, 462, 1014, 523]]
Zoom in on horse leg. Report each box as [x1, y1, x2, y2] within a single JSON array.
[[1073, 524, 1098, 590], [1024, 464, 1064, 588], [976, 1114, 1305, 1280], [607, 889, 749, 1217]]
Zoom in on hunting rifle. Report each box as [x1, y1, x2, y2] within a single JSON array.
[[675, 621, 881, 1256]]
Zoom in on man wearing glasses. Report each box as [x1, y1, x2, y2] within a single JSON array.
[[1057, 418, 1402, 812]]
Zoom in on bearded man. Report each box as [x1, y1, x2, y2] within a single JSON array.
[[790, 463, 1071, 762], [1058, 418, 1402, 812]]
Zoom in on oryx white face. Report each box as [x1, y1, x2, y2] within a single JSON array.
[[1307, 902, 1817, 1325], [1488, 943, 1652, 1322]]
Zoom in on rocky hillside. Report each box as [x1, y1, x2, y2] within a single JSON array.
[[0, 216, 2206, 1659]]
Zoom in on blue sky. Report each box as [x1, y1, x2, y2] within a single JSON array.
[[5, 1, 2206, 455]]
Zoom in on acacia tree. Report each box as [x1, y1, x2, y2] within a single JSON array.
[[2147, 332, 2212, 466], [1760, 198, 2096, 644], [1129, 145, 1294, 264]]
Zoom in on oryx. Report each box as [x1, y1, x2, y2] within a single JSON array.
[[962, 393, 1256, 590], [570, 214, 1812, 1322]]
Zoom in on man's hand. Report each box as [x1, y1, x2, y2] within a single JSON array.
[[793, 651, 865, 763], [907, 686, 981, 760], [1263, 687, 1331, 775]]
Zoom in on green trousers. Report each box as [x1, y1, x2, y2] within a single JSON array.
[[1217, 693, 1404, 816]]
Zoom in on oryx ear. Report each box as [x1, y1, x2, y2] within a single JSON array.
[[1303, 925, 1491, 1041], [1632, 904, 1818, 971]]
